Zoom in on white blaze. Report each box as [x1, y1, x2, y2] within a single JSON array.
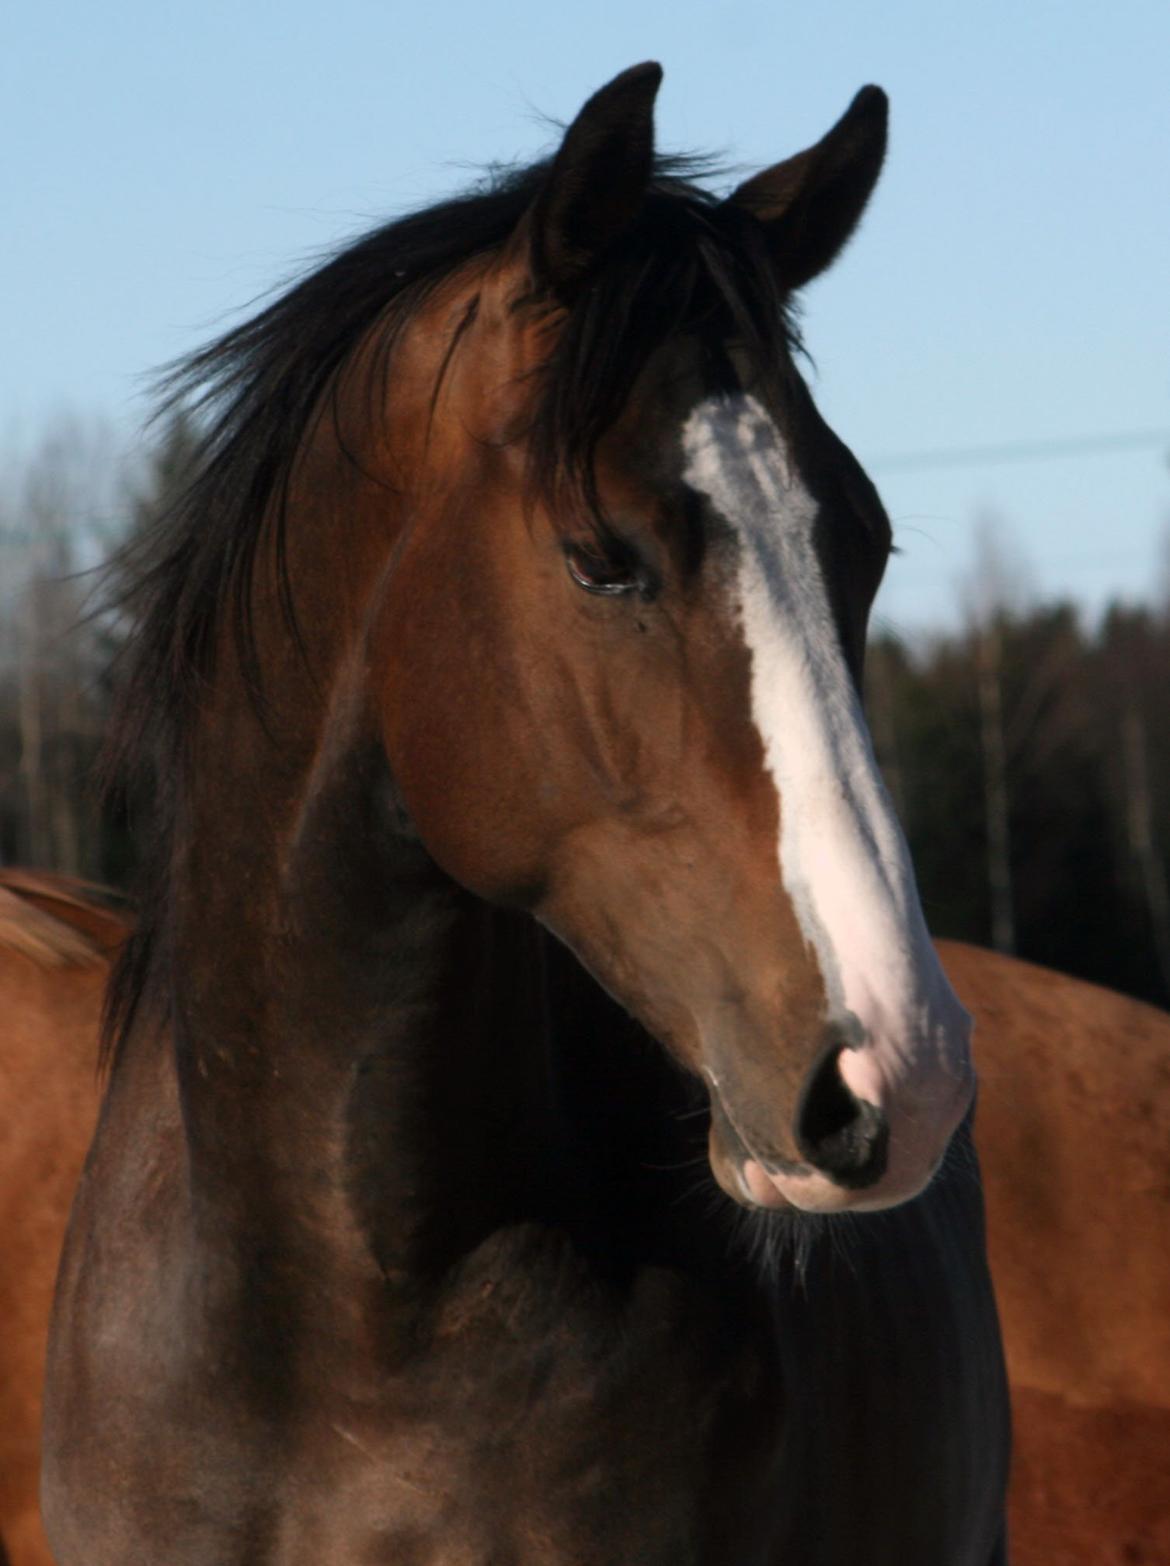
[[681, 393, 969, 1138]]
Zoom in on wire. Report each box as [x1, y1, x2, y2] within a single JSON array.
[[868, 428, 1170, 475]]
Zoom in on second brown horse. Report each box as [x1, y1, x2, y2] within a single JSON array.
[[0, 873, 120, 1566]]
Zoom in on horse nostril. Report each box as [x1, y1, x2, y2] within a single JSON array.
[[796, 1046, 889, 1189]]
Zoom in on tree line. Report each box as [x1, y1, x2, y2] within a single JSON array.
[[2, 417, 1168, 1009], [868, 594, 1170, 1007]]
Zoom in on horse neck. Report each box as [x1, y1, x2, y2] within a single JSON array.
[[169, 691, 719, 1284], [146, 416, 729, 1316], [166, 664, 720, 1288], [152, 471, 572, 1300]]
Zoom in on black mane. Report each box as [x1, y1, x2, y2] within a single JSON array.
[[102, 152, 801, 1063]]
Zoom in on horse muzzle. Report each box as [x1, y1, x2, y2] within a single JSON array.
[[707, 1025, 975, 1215]]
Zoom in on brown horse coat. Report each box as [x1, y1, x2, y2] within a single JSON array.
[[0, 873, 121, 1566], [946, 942, 1170, 1566]]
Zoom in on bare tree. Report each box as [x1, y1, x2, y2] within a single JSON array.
[[0, 417, 120, 873], [959, 515, 1033, 954], [1120, 703, 1170, 993]]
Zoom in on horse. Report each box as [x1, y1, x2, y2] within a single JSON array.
[[947, 942, 1170, 1566], [0, 872, 121, 1566], [40, 66, 1011, 1563]]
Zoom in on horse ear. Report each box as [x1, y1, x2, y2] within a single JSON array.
[[727, 87, 888, 291], [531, 62, 663, 298]]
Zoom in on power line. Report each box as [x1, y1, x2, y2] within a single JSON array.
[[868, 428, 1170, 475]]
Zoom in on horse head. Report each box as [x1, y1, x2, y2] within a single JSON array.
[[365, 65, 973, 1215]]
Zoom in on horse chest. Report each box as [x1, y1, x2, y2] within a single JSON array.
[[268, 1231, 787, 1566], [46, 1069, 1003, 1566]]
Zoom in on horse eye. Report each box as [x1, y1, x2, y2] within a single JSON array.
[[564, 539, 640, 596]]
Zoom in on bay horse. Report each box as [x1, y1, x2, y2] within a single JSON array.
[[0, 872, 120, 1566], [42, 67, 1010, 1563]]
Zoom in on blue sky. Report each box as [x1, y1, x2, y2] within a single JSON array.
[[5, 0, 1168, 632]]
